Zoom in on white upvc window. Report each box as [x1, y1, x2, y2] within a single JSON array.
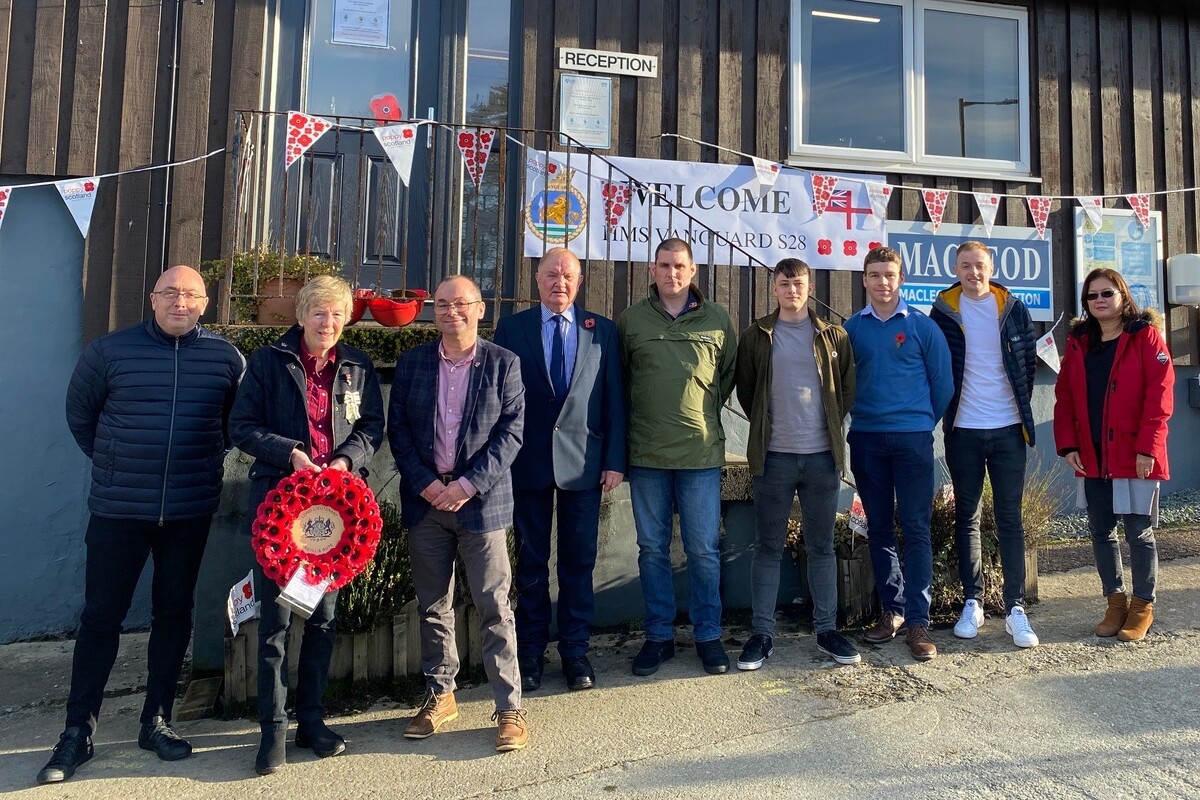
[[790, 0, 1031, 179]]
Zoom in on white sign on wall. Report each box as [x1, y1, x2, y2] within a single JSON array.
[[1074, 207, 1165, 314], [558, 47, 658, 78]]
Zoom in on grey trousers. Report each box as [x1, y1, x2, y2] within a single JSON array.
[[408, 509, 521, 710]]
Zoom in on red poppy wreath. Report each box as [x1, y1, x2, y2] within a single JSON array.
[[251, 468, 383, 590]]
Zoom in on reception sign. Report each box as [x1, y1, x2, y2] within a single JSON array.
[[523, 153, 885, 270], [887, 221, 1055, 322]]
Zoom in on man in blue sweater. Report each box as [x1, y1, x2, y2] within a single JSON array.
[[845, 247, 953, 661]]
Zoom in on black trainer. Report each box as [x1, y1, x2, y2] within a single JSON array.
[[816, 630, 862, 665], [736, 634, 774, 670], [631, 639, 675, 676], [138, 716, 192, 761], [519, 652, 544, 692], [36, 728, 93, 784], [695, 639, 730, 674]]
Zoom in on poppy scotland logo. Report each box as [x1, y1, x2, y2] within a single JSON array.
[[895, 333, 906, 348]]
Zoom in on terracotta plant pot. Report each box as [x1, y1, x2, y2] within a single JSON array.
[[254, 278, 306, 326]]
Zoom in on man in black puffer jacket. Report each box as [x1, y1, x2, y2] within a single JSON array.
[[930, 241, 1039, 651], [38, 265, 244, 786]]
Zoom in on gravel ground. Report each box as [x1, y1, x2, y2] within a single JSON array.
[[1044, 487, 1200, 540]]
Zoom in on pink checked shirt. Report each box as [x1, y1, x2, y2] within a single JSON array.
[[433, 341, 478, 497]]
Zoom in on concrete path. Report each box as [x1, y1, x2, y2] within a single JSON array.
[[2, 559, 1198, 799]]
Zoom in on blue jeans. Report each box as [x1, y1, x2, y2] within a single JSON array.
[[848, 430, 935, 628], [751, 451, 840, 635], [629, 466, 723, 643], [944, 425, 1028, 612], [1084, 478, 1158, 602]]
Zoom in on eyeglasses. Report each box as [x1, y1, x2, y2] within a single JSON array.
[[152, 289, 207, 303], [1085, 289, 1118, 301], [434, 299, 482, 313]]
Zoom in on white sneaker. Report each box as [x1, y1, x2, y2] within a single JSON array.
[[1006, 606, 1039, 648], [953, 599, 985, 639]]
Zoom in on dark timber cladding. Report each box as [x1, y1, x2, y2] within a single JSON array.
[[0, 1, 1193, 360], [0, 0, 255, 343], [521, 1, 1200, 363]]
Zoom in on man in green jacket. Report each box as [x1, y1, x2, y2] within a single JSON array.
[[735, 258, 857, 669], [618, 238, 737, 677]]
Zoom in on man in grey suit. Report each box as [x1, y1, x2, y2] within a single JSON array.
[[493, 248, 626, 693], [387, 275, 529, 752]]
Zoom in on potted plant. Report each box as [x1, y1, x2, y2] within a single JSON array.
[[201, 249, 342, 325]]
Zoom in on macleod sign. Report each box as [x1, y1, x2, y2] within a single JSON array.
[[523, 153, 885, 271], [887, 221, 1055, 322]]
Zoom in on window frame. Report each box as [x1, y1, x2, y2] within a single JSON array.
[[789, 0, 1032, 179]]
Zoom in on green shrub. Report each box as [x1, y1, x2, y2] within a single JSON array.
[[201, 250, 342, 323], [336, 499, 413, 634]]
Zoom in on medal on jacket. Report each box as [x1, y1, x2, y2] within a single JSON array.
[[344, 391, 362, 424]]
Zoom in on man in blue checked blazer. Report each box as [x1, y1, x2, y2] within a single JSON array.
[[492, 247, 626, 693], [388, 275, 529, 752]]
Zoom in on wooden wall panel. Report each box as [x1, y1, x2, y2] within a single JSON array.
[[67, 1, 107, 176], [167, 0, 216, 269], [27, 0, 65, 175], [1, 0, 35, 174]]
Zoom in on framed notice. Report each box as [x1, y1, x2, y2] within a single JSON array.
[[558, 74, 612, 149], [1073, 207, 1164, 314], [332, 0, 390, 48]]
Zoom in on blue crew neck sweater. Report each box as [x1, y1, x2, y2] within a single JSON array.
[[845, 307, 954, 433]]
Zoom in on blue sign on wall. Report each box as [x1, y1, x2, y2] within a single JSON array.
[[887, 221, 1055, 321]]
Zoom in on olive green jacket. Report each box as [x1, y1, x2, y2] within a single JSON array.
[[617, 285, 737, 469], [735, 309, 855, 477]]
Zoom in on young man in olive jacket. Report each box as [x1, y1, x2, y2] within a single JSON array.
[[735, 258, 858, 668]]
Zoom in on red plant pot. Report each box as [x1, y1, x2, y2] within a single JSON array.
[[368, 297, 421, 327], [349, 289, 374, 325]]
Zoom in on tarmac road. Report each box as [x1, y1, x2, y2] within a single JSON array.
[[1, 559, 1198, 799]]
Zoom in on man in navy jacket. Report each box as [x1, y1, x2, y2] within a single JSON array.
[[388, 275, 529, 752], [492, 247, 625, 692], [40, 265, 244, 785]]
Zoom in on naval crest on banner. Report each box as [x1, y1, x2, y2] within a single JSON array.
[[525, 166, 588, 245]]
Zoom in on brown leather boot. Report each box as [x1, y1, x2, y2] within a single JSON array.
[[403, 690, 458, 739], [493, 709, 529, 752], [1117, 597, 1154, 642], [864, 611, 906, 643], [1095, 592, 1129, 637], [905, 625, 937, 661]]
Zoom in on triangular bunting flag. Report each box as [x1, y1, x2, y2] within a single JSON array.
[[457, 128, 497, 188], [751, 157, 780, 190], [848, 493, 867, 538], [810, 173, 838, 218], [1078, 196, 1104, 229], [1126, 193, 1151, 229], [1026, 195, 1052, 240], [864, 182, 892, 229], [600, 180, 633, 232], [1036, 330, 1061, 373], [0, 186, 11, 233], [922, 189, 949, 232], [283, 111, 333, 170], [973, 192, 1001, 237], [55, 177, 100, 238], [373, 123, 420, 187]]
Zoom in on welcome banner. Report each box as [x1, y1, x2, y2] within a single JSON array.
[[522, 154, 884, 271]]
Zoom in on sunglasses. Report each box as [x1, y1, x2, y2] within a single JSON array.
[[1085, 289, 1118, 301]]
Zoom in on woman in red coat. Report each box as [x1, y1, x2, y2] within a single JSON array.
[[1053, 268, 1174, 642]]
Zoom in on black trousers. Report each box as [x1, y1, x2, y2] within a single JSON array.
[[254, 563, 339, 729], [65, 514, 211, 736]]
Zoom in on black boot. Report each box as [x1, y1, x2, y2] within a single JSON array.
[[295, 719, 346, 758], [255, 726, 286, 776], [138, 716, 192, 761], [36, 728, 93, 784]]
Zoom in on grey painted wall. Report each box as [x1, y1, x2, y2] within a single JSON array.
[[0, 186, 153, 643]]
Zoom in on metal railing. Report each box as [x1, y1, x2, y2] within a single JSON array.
[[218, 111, 789, 327]]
